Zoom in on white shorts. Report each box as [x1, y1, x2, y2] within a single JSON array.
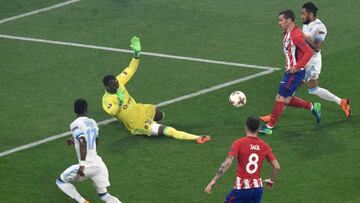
[[60, 160, 110, 189], [304, 53, 322, 81]]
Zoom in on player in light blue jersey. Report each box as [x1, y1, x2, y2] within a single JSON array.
[[56, 99, 121, 203], [301, 2, 351, 118]]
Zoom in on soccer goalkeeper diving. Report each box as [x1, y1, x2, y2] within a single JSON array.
[[101, 36, 211, 144]]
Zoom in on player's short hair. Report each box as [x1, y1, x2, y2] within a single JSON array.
[[74, 99, 87, 115], [279, 9, 295, 22], [246, 117, 260, 133], [303, 2, 318, 16], [103, 74, 116, 86]]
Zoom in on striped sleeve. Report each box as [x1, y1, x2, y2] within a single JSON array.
[[71, 126, 85, 139]]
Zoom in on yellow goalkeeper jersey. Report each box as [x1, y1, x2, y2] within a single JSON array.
[[102, 58, 156, 135]]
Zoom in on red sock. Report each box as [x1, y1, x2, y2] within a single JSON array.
[[288, 97, 312, 110], [268, 101, 285, 128]]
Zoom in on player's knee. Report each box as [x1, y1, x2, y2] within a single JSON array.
[[153, 108, 164, 121], [284, 97, 292, 105], [56, 177, 66, 186], [276, 95, 286, 103], [308, 86, 319, 94]]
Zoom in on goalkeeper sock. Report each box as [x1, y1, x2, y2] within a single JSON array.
[[163, 127, 200, 140], [56, 178, 85, 203]]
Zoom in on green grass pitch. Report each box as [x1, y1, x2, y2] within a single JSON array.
[[0, 0, 359, 202]]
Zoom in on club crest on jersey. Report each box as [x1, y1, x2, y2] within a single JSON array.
[[107, 103, 112, 109], [250, 144, 260, 151]]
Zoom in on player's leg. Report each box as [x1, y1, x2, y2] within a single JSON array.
[[284, 70, 321, 123], [249, 188, 264, 203], [305, 60, 351, 118], [260, 71, 319, 134], [150, 122, 211, 144], [224, 189, 240, 203], [259, 73, 293, 134], [92, 162, 122, 203], [56, 165, 89, 203], [307, 79, 351, 118], [307, 79, 341, 103]]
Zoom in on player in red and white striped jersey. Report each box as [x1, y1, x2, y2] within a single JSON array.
[[204, 117, 280, 203], [259, 9, 321, 135]]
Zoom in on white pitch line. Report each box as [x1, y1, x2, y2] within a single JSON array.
[[0, 69, 274, 158], [0, 34, 280, 71], [0, 0, 81, 24]]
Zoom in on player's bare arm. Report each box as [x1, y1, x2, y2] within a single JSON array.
[[265, 159, 281, 189], [77, 137, 87, 178], [204, 155, 234, 194]]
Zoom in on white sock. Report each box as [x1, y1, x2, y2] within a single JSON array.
[[99, 192, 122, 203], [56, 178, 85, 203], [309, 87, 341, 105]]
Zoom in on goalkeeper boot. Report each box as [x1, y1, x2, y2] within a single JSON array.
[[311, 102, 321, 123], [196, 135, 211, 144]]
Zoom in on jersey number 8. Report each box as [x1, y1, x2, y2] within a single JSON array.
[[246, 153, 259, 174]]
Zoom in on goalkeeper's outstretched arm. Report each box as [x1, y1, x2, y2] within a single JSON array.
[[117, 36, 141, 85]]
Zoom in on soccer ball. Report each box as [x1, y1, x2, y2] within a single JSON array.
[[229, 91, 246, 107]]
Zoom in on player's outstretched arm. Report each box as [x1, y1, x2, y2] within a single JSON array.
[[116, 36, 141, 85], [204, 156, 234, 194]]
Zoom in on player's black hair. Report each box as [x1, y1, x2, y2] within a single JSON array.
[[279, 9, 295, 22], [246, 117, 260, 133], [103, 74, 116, 86], [303, 2, 318, 16], [74, 99, 87, 115]]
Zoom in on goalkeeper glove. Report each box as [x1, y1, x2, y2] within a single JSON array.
[[130, 36, 141, 58]]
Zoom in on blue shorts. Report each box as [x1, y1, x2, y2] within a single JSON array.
[[278, 70, 305, 98], [224, 188, 263, 203]]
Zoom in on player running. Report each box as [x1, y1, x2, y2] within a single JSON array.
[[260, 3, 351, 124], [56, 99, 121, 203], [258, 9, 321, 135], [102, 36, 211, 144], [301, 2, 351, 117], [204, 117, 280, 203]]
